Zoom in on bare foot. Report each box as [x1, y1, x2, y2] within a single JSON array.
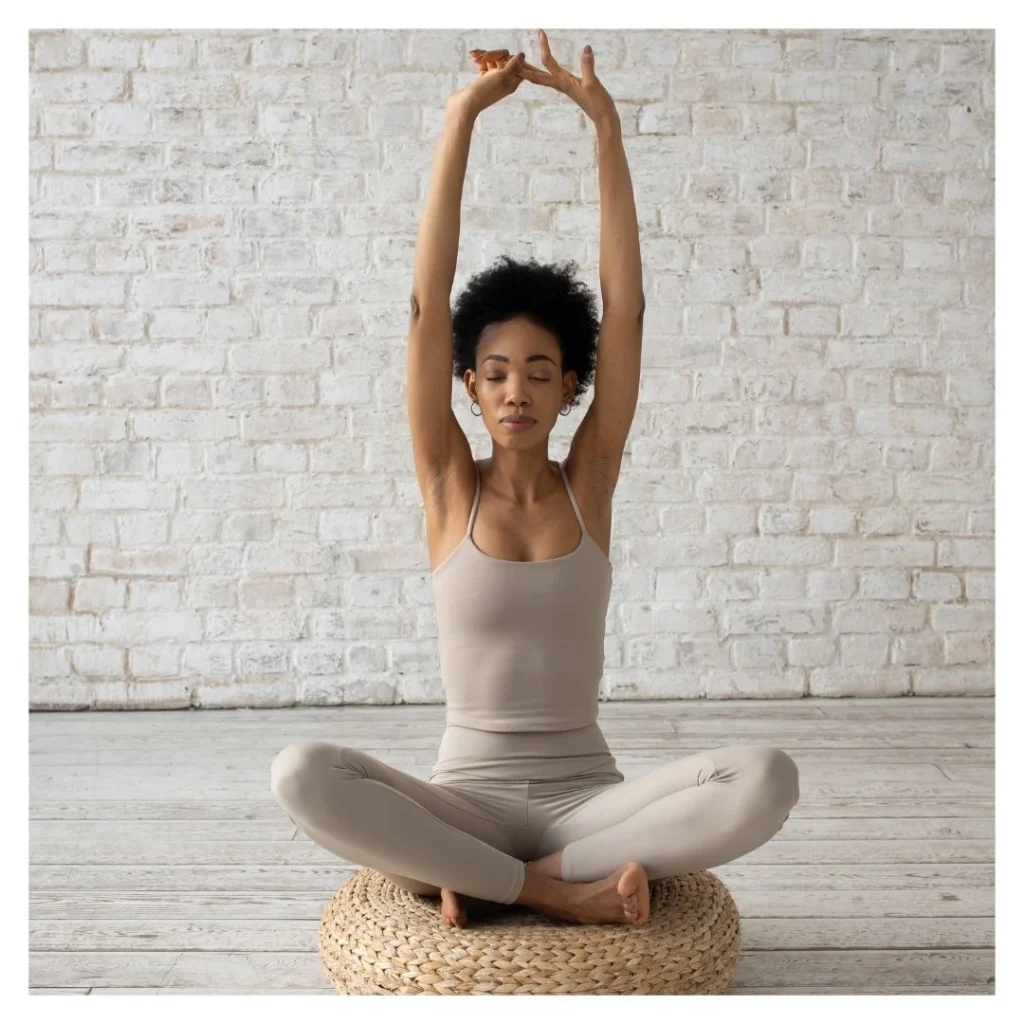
[[439, 887, 507, 928], [569, 861, 650, 926], [440, 887, 468, 928]]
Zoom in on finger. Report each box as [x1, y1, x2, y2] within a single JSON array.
[[581, 44, 597, 86], [538, 28, 563, 75], [516, 64, 559, 89], [502, 52, 525, 78], [506, 54, 527, 89], [517, 59, 557, 83], [472, 48, 509, 62]]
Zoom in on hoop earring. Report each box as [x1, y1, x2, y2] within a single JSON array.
[[560, 403, 572, 416], [470, 401, 482, 417]]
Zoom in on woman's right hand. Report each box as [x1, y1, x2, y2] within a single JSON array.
[[446, 50, 526, 120]]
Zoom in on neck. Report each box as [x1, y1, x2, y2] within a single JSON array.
[[482, 450, 560, 507]]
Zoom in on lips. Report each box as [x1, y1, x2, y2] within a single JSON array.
[[503, 417, 535, 423]]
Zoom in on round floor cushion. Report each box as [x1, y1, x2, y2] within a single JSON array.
[[319, 867, 741, 995]]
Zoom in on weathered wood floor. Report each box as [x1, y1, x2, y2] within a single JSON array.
[[29, 697, 994, 995]]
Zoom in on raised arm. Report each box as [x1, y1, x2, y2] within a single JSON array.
[[512, 32, 645, 493], [406, 100, 479, 511], [581, 113, 646, 495], [409, 101, 475, 313], [407, 53, 526, 508], [512, 32, 644, 314], [410, 51, 526, 311], [595, 115, 645, 314]]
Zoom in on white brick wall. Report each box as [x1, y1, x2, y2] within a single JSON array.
[[29, 29, 995, 709]]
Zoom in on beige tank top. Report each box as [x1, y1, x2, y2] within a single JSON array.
[[431, 458, 613, 732]]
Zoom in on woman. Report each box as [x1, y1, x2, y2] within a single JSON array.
[[272, 31, 799, 930]]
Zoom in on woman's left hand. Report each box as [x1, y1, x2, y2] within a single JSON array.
[[473, 29, 619, 129]]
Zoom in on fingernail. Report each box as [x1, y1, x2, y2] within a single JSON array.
[[584, 45, 592, 55]]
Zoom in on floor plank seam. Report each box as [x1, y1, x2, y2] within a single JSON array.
[[28, 700, 995, 994]]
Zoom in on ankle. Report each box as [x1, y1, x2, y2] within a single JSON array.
[[514, 861, 574, 916], [526, 850, 563, 880]]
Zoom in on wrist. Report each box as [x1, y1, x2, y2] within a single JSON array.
[[445, 96, 479, 127], [594, 112, 622, 138]]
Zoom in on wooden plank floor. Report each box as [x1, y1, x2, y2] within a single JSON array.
[[29, 697, 995, 995]]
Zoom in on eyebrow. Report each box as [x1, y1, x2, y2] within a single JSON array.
[[481, 354, 557, 366]]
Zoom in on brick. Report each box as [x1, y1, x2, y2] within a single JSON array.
[[27, 27, 994, 708]]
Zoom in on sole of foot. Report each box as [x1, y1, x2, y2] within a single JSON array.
[[570, 861, 650, 926]]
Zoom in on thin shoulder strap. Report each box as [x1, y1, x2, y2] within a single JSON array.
[[558, 459, 586, 531], [465, 460, 482, 537]]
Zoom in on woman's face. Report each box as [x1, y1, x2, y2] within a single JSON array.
[[468, 317, 576, 442]]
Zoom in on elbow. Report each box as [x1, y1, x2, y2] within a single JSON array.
[[409, 290, 451, 316], [602, 294, 646, 319], [621, 296, 647, 320]]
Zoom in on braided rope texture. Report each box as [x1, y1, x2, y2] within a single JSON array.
[[318, 867, 741, 995]]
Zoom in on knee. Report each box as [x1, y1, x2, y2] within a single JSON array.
[[270, 741, 333, 809], [753, 747, 800, 815], [270, 742, 370, 809]]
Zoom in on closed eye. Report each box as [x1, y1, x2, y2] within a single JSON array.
[[486, 377, 550, 382]]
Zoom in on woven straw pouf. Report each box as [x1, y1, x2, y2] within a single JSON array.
[[319, 867, 741, 995]]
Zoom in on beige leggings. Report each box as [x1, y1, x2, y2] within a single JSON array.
[[270, 723, 800, 906]]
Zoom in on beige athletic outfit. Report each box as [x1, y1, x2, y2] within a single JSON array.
[[271, 459, 800, 904]]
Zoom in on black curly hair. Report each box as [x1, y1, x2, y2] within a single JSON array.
[[451, 255, 601, 412]]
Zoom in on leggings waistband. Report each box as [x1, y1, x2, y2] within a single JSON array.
[[431, 722, 622, 784]]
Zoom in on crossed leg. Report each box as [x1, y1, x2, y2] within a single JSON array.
[[270, 741, 527, 904], [531, 745, 800, 883], [271, 741, 799, 909]]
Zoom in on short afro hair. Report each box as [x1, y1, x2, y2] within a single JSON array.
[[451, 255, 600, 411]]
